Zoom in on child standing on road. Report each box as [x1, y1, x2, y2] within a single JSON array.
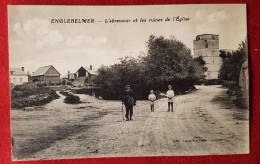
[[148, 90, 156, 112], [166, 85, 174, 112]]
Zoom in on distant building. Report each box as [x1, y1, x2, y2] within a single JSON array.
[[67, 71, 76, 81], [10, 67, 28, 85], [69, 65, 97, 87], [31, 65, 61, 83], [193, 34, 222, 79]]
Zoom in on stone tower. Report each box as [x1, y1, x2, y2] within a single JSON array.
[[193, 34, 221, 79]]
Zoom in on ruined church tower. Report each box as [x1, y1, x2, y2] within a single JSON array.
[[193, 34, 221, 79]]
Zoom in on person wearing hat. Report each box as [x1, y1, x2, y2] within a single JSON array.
[[122, 85, 136, 121]]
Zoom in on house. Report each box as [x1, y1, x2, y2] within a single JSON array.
[[69, 65, 97, 87], [10, 67, 28, 86], [31, 65, 61, 83], [67, 71, 76, 81]]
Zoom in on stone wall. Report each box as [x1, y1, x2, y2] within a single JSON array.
[[193, 34, 221, 79]]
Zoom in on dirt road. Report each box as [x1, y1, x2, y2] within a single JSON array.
[[11, 85, 249, 160]]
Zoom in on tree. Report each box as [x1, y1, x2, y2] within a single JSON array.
[[94, 35, 206, 99], [141, 35, 205, 92], [219, 39, 248, 83], [218, 39, 248, 109], [94, 57, 146, 99]]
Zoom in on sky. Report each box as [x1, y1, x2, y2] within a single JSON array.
[[8, 4, 247, 76]]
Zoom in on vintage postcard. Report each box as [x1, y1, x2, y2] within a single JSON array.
[[8, 4, 249, 161]]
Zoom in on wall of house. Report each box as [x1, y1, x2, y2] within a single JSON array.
[[32, 75, 60, 83], [44, 76, 60, 82], [45, 66, 60, 75], [10, 75, 28, 85], [76, 67, 88, 77]]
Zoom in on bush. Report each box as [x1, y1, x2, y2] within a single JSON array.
[[60, 91, 81, 104], [36, 83, 48, 87], [204, 79, 221, 85], [11, 83, 59, 109], [64, 94, 81, 104], [226, 84, 248, 109], [60, 91, 70, 97], [233, 87, 248, 109], [73, 88, 119, 100]]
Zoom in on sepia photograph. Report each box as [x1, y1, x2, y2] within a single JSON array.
[[8, 4, 249, 161]]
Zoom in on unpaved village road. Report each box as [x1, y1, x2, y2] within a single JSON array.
[[11, 85, 249, 160]]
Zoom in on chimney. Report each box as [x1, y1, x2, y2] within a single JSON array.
[[21, 67, 24, 71], [90, 65, 92, 70]]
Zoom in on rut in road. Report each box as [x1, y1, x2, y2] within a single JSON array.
[[136, 86, 244, 156]]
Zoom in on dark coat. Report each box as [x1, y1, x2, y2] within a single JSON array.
[[122, 90, 136, 106]]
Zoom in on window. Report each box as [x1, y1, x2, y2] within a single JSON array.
[[20, 78, 23, 82], [205, 41, 208, 48]]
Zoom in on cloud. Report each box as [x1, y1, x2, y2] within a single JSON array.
[[195, 9, 208, 22], [93, 37, 107, 44], [23, 18, 49, 35], [66, 35, 107, 47], [195, 10, 230, 33], [207, 11, 229, 23], [13, 18, 63, 49]]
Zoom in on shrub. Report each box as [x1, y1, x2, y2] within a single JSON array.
[[227, 85, 248, 109], [60, 91, 81, 104], [64, 94, 81, 104], [11, 83, 59, 109], [36, 83, 47, 87], [73, 88, 120, 100], [60, 91, 70, 97], [204, 79, 221, 85]]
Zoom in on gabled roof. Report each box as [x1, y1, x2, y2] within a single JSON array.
[[10, 68, 27, 76], [32, 65, 61, 77], [84, 67, 97, 75], [75, 66, 97, 75]]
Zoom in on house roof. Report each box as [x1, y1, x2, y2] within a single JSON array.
[[61, 74, 68, 79], [10, 68, 27, 76], [32, 65, 61, 77], [84, 67, 97, 75], [75, 66, 97, 75]]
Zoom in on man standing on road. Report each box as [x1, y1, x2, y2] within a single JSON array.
[[122, 85, 136, 121]]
